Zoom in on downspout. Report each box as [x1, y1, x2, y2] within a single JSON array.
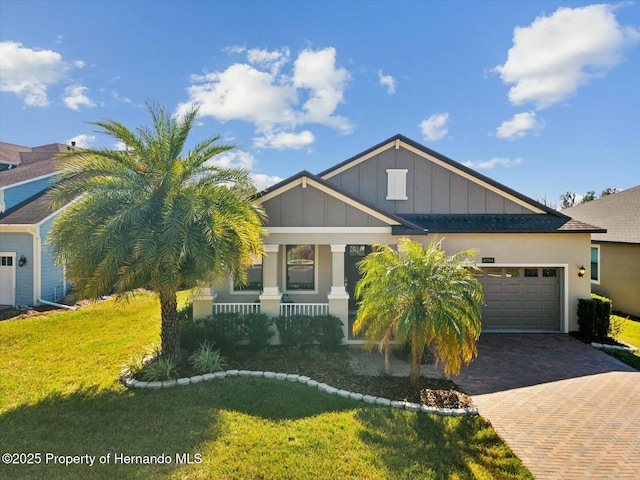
[[38, 298, 77, 310]]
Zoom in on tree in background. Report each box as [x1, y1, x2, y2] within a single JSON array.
[[48, 103, 265, 359], [353, 238, 484, 384]]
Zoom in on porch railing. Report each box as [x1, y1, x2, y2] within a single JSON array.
[[280, 303, 329, 317], [213, 303, 261, 316]]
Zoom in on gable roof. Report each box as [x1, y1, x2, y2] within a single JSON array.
[[0, 188, 55, 225], [563, 186, 640, 244], [256, 170, 425, 232], [318, 134, 563, 217], [0, 142, 70, 188]]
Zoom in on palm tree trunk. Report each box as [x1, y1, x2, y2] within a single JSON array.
[[159, 290, 180, 360], [410, 344, 424, 385]]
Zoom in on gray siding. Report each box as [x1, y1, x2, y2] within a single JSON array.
[[263, 184, 388, 228], [40, 217, 67, 302], [3, 177, 52, 210], [0, 233, 33, 305], [325, 146, 532, 215]]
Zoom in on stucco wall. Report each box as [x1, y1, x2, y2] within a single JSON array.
[[40, 217, 67, 303], [593, 242, 640, 317]]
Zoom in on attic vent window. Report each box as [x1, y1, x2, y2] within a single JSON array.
[[386, 169, 408, 200]]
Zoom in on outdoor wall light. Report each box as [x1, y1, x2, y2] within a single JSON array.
[[18, 255, 27, 267], [578, 265, 586, 277]]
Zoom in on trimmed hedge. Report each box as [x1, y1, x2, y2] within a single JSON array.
[[275, 314, 344, 349], [577, 294, 613, 341]]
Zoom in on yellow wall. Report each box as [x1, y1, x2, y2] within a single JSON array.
[[593, 242, 640, 317]]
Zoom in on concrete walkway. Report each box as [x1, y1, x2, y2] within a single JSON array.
[[349, 335, 640, 479]]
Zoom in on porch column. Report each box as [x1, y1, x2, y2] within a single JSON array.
[[327, 244, 349, 343], [259, 244, 281, 318], [192, 284, 216, 319]]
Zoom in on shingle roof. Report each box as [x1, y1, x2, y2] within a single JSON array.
[[0, 142, 70, 188], [394, 214, 605, 234], [0, 189, 55, 225], [563, 186, 640, 244]]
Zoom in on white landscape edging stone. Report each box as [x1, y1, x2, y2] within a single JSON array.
[[120, 368, 477, 417]]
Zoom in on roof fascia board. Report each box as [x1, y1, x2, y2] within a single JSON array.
[[320, 140, 396, 180], [0, 171, 59, 191], [257, 175, 403, 226]]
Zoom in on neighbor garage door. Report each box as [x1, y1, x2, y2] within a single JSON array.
[[478, 267, 561, 332]]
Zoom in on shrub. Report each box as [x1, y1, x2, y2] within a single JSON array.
[[275, 315, 313, 348], [141, 357, 179, 381], [577, 294, 613, 341], [122, 353, 147, 379], [244, 313, 274, 350], [316, 315, 344, 349], [180, 313, 246, 352], [189, 341, 226, 374]]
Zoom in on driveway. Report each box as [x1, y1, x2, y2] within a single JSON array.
[[452, 334, 640, 480], [350, 334, 640, 479]]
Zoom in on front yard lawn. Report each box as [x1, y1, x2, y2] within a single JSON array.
[[611, 316, 640, 370], [0, 292, 532, 479]]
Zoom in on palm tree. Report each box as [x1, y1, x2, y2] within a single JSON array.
[[48, 103, 265, 359], [353, 238, 483, 384]]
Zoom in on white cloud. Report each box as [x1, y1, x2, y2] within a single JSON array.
[[251, 173, 284, 191], [494, 4, 640, 109], [247, 47, 290, 75], [495, 111, 544, 139], [419, 113, 450, 141], [0, 41, 68, 106], [63, 85, 96, 111], [253, 130, 315, 150], [208, 150, 256, 170], [463, 157, 524, 169], [378, 70, 396, 94], [67, 134, 96, 148], [177, 46, 352, 149]]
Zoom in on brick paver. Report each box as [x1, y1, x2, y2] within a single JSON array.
[[455, 335, 640, 480]]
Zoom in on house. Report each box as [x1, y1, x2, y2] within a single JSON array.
[[563, 186, 640, 317], [192, 134, 604, 343], [0, 142, 73, 307]]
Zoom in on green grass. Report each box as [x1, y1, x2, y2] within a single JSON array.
[[0, 292, 532, 479], [610, 316, 640, 370]]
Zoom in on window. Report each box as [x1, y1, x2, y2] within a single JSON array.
[[286, 245, 315, 290], [591, 245, 600, 284], [1, 256, 13, 267], [524, 268, 539, 277], [486, 267, 503, 277], [233, 255, 262, 291], [386, 169, 408, 200], [542, 268, 557, 278], [505, 268, 521, 278]]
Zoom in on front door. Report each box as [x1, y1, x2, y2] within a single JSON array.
[[0, 254, 16, 306], [344, 245, 371, 312]]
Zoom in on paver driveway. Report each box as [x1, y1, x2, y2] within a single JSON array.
[[453, 334, 640, 480]]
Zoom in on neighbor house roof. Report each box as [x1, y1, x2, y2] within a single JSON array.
[[0, 142, 70, 188], [563, 185, 640, 244], [0, 189, 55, 225]]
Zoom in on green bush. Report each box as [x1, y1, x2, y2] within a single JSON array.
[[189, 341, 226, 374], [275, 314, 344, 349], [180, 313, 245, 352], [244, 313, 274, 350], [317, 315, 344, 349], [577, 294, 613, 341], [141, 357, 179, 381]]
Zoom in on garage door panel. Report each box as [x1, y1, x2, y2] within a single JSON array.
[[479, 267, 561, 332]]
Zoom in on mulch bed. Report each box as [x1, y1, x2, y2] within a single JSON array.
[[219, 347, 473, 409]]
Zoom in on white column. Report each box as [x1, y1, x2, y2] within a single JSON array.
[[328, 244, 349, 343], [192, 284, 217, 319], [259, 244, 282, 318]]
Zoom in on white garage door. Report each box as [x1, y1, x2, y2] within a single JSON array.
[[478, 267, 561, 332], [0, 255, 16, 306]]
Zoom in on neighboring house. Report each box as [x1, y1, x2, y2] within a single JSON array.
[[563, 186, 640, 317], [0, 142, 73, 307], [193, 134, 603, 343]]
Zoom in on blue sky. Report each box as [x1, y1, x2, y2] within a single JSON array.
[[1, 0, 639, 204]]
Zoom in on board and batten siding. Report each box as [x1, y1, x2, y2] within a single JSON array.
[[325, 146, 531, 215], [40, 217, 67, 303], [3, 177, 53, 211], [262, 183, 389, 228], [0, 233, 34, 305]]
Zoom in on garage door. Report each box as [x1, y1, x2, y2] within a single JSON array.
[[478, 267, 561, 332]]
